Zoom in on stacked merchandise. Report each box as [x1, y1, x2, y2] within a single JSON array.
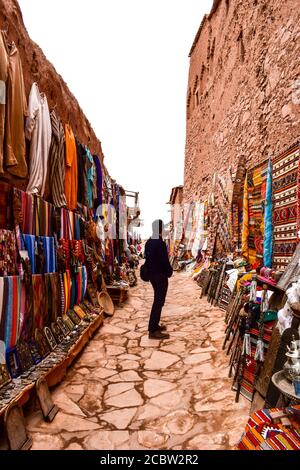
[[188, 141, 300, 424], [0, 31, 137, 412]]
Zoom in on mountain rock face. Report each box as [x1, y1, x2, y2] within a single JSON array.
[[184, 0, 300, 201], [0, 0, 103, 162]]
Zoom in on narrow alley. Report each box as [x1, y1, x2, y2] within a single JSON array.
[[26, 273, 250, 450]]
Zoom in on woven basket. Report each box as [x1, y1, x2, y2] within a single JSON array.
[[97, 291, 115, 316]]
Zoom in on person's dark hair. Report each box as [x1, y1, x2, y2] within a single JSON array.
[[152, 219, 164, 239]]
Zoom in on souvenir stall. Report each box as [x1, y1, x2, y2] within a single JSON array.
[[187, 140, 300, 448], [0, 30, 137, 446]]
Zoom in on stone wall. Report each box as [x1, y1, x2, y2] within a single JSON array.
[[0, 0, 103, 167], [184, 0, 300, 202]]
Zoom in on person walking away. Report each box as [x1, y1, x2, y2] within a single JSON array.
[[145, 220, 173, 340]]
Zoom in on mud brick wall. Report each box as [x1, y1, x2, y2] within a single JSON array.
[[0, 0, 103, 163], [184, 0, 300, 202]]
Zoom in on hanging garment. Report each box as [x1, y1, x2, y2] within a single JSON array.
[[93, 154, 103, 211], [76, 140, 87, 205], [26, 83, 52, 197], [85, 146, 95, 209], [48, 110, 67, 207], [263, 159, 273, 268], [0, 31, 8, 173], [65, 124, 78, 210], [4, 40, 28, 178]]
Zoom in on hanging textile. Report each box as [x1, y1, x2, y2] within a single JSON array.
[[48, 110, 67, 208], [76, 139, 88, 206], [32, 274, 46, 331], [44, 273, 52, 326], [0, 276, 21, 349], [74, 214, 81, 241], [40, 236, 56, 273], [272, 144, 300, 271], [63, 270, 71, 314], [241, 174, 249, 260], [93, 154, 103, 211], [4, 40, 28, 178], [26, 83, 52, 197], [65, 124, 78, 210], [0, 31, 8, 174], [59, 273, 65, 316], [85, 146, 95, 209], [49, 273, 59, 323], [60, 208, 74, 240], [247, 163, 268, 267], [0, 229, 17, 276], [23, 234, 36, 274], [82, 266, 87, 303], [0, 183, 13, 230], [263, 159, 273, 268], [21, 191, 34, 234], [191, 202, 205, 258]]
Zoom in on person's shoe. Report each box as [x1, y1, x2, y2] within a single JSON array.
[[157, 324, 167, 331], [148, 330, 170, 340]]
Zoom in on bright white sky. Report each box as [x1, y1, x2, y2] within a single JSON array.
[[18, 0, 213, 238]]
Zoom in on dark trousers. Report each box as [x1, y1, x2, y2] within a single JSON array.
[[148, 274, 168, 333]]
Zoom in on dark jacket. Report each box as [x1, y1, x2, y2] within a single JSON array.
[[144, 238, 173, 278]]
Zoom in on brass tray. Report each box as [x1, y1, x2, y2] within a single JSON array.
[[272, 370, 300, 402]]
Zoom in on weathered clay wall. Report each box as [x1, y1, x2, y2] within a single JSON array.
[[0, 0, 103, 162], [184, 0, 300, 202]]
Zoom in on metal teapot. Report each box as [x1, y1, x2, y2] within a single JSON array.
[[283, 336, 300, 381]]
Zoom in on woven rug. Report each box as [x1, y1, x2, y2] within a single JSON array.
[[237, 406, 300, 450], [238, 320, 276, 401], [247, 162, 268, 267], [272, 144, 300, 270]]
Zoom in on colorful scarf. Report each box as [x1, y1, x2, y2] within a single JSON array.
[[1, 276, 21, 349], [40, 236, 56, 273], [23, 234, 36, 274], [32, 274, 46, 331], [263, 159, 273, 268]]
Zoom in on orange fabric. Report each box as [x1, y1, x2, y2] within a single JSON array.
[[64, 124, 78, 210]]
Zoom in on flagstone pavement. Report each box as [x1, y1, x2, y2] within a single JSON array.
[[26, 272, 250, 450]]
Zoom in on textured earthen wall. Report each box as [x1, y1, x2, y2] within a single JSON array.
[[184, 0, 300, 202], [0, 0, 103, 163]]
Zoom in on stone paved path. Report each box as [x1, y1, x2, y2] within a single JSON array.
[[26, 272, 250, 450]]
